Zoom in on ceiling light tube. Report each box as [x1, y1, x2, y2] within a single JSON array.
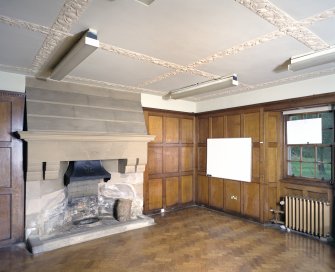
[[50, 29, 99, 80], [163, 74, 238, 100], [288, 46, 335, 72]]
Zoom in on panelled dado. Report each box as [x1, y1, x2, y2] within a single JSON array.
[[196, 108, 282, 223]]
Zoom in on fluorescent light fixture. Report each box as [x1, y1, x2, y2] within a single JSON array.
[[50, 29, 99, 80], [135, 0, 155, 6], [163, 74, 238, 100], [288, 46, 335, 72]]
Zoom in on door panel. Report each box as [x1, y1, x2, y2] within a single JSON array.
[[0, 195, 11, 241], [0, 148, 11, 187], [0, 92, 24, 247]]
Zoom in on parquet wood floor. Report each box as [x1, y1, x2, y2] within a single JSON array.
[[1, 207, 335, 272]]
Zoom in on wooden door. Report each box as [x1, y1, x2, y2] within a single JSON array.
[[0, 91, 24, 247]]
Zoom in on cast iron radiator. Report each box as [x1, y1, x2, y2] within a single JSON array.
[[285, 196, 330, 238]]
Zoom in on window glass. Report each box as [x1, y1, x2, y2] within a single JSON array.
[[288, 161, 300, 176], [316, 163, 331, 180], [288, 146, 300, 161], [286, 110, 333, 182], [301, 162, 315, 178], [302, 146, 315, 162], [317, 147, 331, 163]]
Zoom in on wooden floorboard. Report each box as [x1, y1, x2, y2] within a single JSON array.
[[0, 207, 335, 272]]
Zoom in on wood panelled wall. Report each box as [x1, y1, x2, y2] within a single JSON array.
[[196, 108, 282, 223], [143, 93, 335, 227], [143, 110, 195, 213]]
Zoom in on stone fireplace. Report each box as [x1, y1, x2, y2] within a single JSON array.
[[19, 78, 155, 253]]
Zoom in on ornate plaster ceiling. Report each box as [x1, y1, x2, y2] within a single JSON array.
[[0, 0, 335, 100]]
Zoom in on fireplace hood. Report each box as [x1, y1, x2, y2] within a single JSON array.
[[64, 160, 111, 186], [19, 78, 155, 182]]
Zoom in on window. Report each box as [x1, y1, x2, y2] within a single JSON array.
[[285, 111, 334, 182]]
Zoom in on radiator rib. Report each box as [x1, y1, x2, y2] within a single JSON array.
[[285, 196, 330, 238]]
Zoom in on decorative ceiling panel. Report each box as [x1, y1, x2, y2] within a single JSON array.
[[309, 18, 335, 45], [71, 0, 276, 64], [0, 24, 45, 70], [69, 48, 173, 86], [0, 0, 66, 27], [200, 36, 311, 85]]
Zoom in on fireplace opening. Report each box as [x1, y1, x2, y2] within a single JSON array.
[[64, 160, 111, 186], [63, 160, 112, 227]]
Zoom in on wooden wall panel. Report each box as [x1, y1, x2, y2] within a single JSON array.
[[148, 115, 163, 143], [166, 177, 179, 207], [181, 118, 193, 143], [181, 175, 193, 203], [211, 116, 224, 138], [266, 115, 278, 142], [165, 117, 179, 143], [148, 147, 162, 174], [225, 114, 241, 138], [144, 110, 195, 213], [181, 147, 193, 172], [198, 118, 209, 144], [267, 186, 278, 221], [243, 112, 260, 141], [148, 178, 163, 210], [0, 148, 10, 187], [266, 146, 278, 183], [197, 175, 209, 205], [0, 102, 11, 142], [163, 147, 179, 173], [197, 147, 207, 172], [209, 177, 224, 209], [224, 180, 241, 213], [0, 195, 11, 241], [242, 182, 260, 219], [252, 146, 260, 180]]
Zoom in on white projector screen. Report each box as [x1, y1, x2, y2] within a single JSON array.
[[207, 138, 252, 182], [287, 118, 322, 144]]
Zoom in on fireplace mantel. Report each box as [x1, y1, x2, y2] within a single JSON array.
[[18, 131, 155, 181], [19, 131, 155, 142]]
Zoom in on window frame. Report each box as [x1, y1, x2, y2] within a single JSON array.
[[284, 109, 334, 183]]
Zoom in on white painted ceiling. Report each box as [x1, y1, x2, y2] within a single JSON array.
[[0, 0, 335, 101]]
